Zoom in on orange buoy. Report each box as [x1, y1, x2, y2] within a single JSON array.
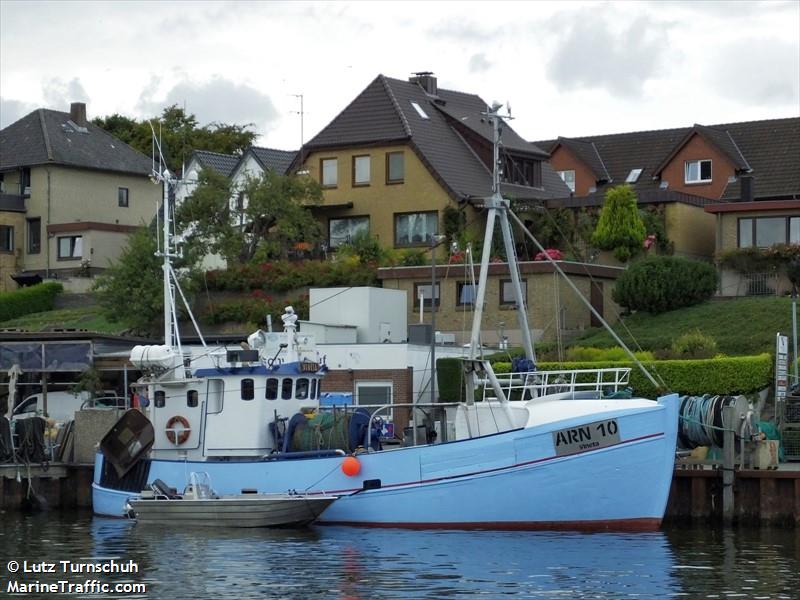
[[341, 456, 361, 477]]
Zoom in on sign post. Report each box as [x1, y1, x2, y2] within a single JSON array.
[[776, 333, 789, 429]]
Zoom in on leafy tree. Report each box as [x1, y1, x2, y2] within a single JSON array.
[[93, 105, 257, 172], [177, 169, 323, 264], [591, 185, 646, 262], [92, 227, 194, 335]]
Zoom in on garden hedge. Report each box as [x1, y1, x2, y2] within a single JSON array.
[[0, 282, 63, 322], [489, 354, 772, 399]]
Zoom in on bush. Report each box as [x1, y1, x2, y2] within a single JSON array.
[[201, 293, 310, 326], [565, 346, 654, 362], [613, 256, 717, 314], [436, 358, 465, 402], [491, 354, 772, 399], [671, 330, 718, 359], [0, 282, 63, 321]]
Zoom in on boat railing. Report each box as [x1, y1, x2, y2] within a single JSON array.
[[484, 367, 632, 401]]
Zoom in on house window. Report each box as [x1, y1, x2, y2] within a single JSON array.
[[27, 218, 41, 254], [558, 170, 576, 193], [57, 235, 82, 260], [500, 279, 528, 306], [387, 152, 404, 184], [395, 211, 437, 247], [410, 101, 430, 119], [738, 216, 800, 248], [265, 378, 279, 400], [118, 187, 129, 207], [414, 282, 440, 309], [503, 156, 541, 187], [0, 225, 13, 252], [329, 216, 369, 248], [685, 159, 712, 184], [241, 379, 254, 401], [321, 158, 338, 187], [22, 168, 31, 195], [353, 155, 370, 186], [355, 381, 392, 408], [625, 168, 643, 183], [457, 281, 477, 306]]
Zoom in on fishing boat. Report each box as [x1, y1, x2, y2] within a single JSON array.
[[125, 473, 337, 528], [92, 106, 678, 530]]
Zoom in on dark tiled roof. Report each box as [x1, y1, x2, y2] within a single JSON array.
[[250, 147, 297, 175], [717, 118, 800, 201], [301, 74, 569, 202], [0, 109, 153, 175], [192, 150, 240, 177], [546, 189, 717, 209], [534, 117, 799, 202], [553, 137, 611, 182]]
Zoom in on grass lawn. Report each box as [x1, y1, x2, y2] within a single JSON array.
[[572, 296, 794, 356], [0, 306, 128, 335]]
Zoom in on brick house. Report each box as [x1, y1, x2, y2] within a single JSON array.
[[534, 118, 800, 264], [291, 72, 570, 254]]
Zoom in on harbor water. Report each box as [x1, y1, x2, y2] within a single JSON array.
[[1, 511, 798, 599]]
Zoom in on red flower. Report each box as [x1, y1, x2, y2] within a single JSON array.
[[534, 248, 563, 261]]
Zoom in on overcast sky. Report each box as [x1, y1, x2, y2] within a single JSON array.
[[1, 0, 798, 151]]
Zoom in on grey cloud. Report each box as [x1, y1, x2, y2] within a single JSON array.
[[0, 98, 38, 128], [709, 39, 799, 105], [42, 77, 89, 110], [137, 76, 278, 131], [468, 53, 492, 74], [545, 13, 668, 97]]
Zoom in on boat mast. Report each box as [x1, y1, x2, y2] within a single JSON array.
[[468, 104, 535, 363]]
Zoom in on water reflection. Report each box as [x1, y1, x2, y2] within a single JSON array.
[[0, 511, 797, 599]]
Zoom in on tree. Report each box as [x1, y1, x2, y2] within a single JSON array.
[[177, 169, 324, 264], [93, 105, 257, 172], [92, 227, 193, 335], [591, 185, 646, 262]]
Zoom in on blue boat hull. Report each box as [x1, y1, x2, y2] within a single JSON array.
[[94, 395, 678, 530]]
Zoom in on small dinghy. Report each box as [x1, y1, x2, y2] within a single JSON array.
[[126, 473, 337, 528]]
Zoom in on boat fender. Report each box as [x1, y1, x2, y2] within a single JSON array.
[[341, 455, 361, 477], [165, 415, 191, 445]]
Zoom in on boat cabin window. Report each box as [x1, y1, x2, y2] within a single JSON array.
[[296, 378, 309, 400], [241, 379, 255, 401], [281, 378, 293, 400], [311, 379, 318, 400], [154, 391, 165, 408], [265, 378, 279, 400], [187, 390, 198, 408]]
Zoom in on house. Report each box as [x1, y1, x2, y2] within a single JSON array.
[[378, 260, 623, 346], [178, 146, 296, 207], [0, 102, 160, 291], [291, 72, 570, 252], [534, 118, 800, 263]]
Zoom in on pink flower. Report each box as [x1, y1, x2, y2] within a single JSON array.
[[534, 248, 563, 261]]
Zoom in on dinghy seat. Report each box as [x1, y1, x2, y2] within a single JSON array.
[[151, 479, 180, 499]]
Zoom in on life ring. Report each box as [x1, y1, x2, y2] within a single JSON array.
[[165, 415, 191, 445]]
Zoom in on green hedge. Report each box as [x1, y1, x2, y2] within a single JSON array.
[[0, 282, 63, 322], [490, 354, 773, 399], [437, 358, 465, 403]]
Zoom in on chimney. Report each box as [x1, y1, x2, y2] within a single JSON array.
[[740, 174, 754, 202], [70, 102, 87, 127], [409, 71, 437, 95]]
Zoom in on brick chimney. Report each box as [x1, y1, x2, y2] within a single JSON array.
[[70, 102, 87, 127], [740, 174, 754, 202], [409, 72, 437, 95]]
